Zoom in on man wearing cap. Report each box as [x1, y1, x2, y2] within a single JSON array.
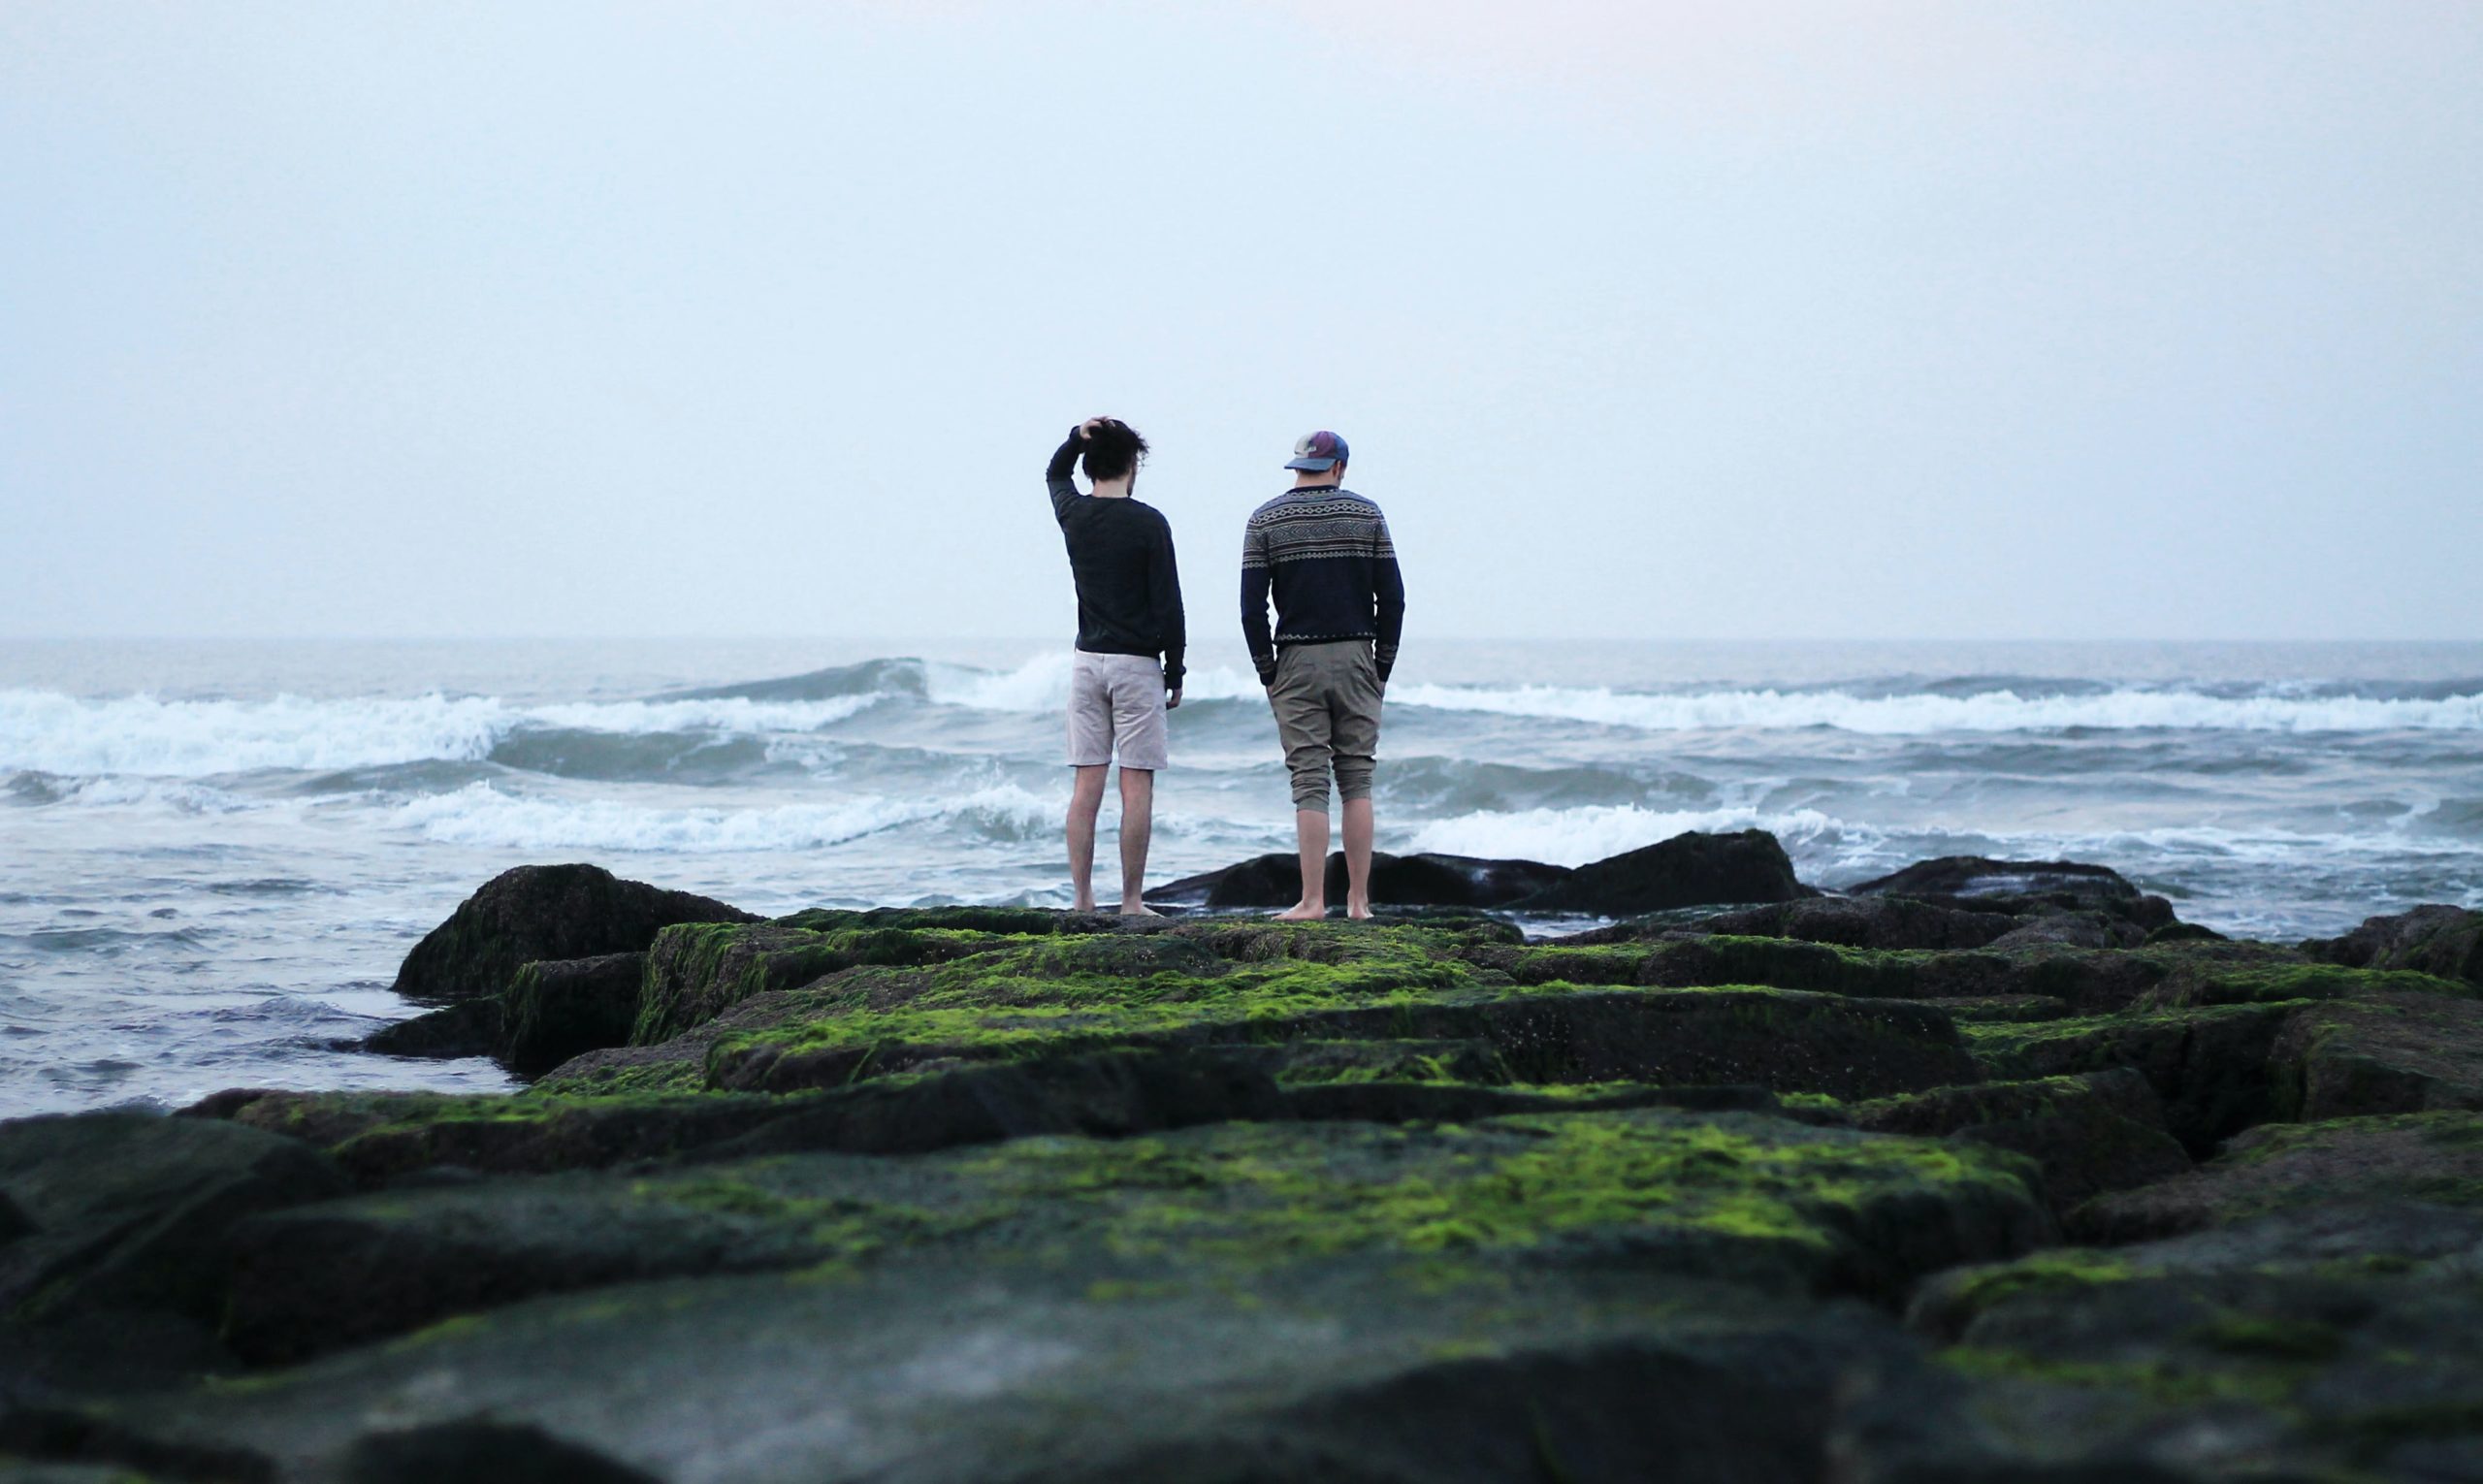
[[1241, 430, 1406, 919], [1046, 416, 1185, 915]]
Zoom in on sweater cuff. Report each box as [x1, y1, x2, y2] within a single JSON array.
[[1252, 653, 1278, 686]]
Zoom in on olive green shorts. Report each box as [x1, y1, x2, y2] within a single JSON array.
[[1268, 640, 1382, 812]]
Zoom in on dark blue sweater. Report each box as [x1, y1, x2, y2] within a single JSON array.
[[1239, 485, 1405, 685]]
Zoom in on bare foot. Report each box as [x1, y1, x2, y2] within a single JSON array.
[[1071, 897, 1097, 914], [1118, 902, 1161, 917], [1274, 901, 1327, 920], [1345, 901, 1373, 920]]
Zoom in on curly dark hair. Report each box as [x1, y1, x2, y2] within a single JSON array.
[[1080, 419, 1149, 483]]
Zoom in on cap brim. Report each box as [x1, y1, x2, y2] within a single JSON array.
[[1283, 457, 1339, 471]]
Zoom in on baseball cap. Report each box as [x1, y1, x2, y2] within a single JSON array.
[[1283, 430, 1350, 472]]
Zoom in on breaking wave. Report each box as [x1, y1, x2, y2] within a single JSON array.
[[390, 781, 1061, 854]]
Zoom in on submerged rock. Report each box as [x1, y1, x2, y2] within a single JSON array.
[[391, 863, 756, 1004]]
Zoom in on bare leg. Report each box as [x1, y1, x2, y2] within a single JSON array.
[[1117, 767, 1159, 914], [1066, 764, 1109, 912], [1340, 797, 1375, 919], [1274, 809, 1330, 919]]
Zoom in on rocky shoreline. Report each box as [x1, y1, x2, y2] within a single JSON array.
[[4, 830, 2482, 1481]]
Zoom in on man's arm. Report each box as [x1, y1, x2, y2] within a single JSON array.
[[1372, 516, 1405, 684], [1152, 514, 1186, 695], [1240, 516, 1277, 685], [1045, 426, 1084, 523]]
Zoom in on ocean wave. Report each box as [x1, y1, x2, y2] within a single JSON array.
[[0, 690, 884, 780], [390, 782, 1061, 854], [1383, 682, 2483, 734], [12, 661, 2481, 786]]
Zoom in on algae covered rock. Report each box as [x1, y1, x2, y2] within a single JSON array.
[[2073, 1110, 2483, 1242], [392, 863, 757, 1004], [1880, 1199, 2483, 1481], [0, 1113, 346, 1324], [2304, 904, 2483, 987], [1851, 1069, 2192, 1217], [224, 1105, 2046, 1362]]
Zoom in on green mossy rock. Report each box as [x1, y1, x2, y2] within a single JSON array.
[[2305, 904, 2483, 987], [1875, 1202, 2483, 1480], [498, 952, 648, 1077], [392, 863, 756, 1005], [222, 1107, 2045, 1363], [2073, 1111, 2483, 1242], [1965, 1002, 2299, 1154], [2267, 987, 2483, 1120], [1851, 1069, 2193, 1217], [24, 1265, 1917, 1484], [0, 1113, 346, 1329]]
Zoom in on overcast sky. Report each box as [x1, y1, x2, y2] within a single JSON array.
[[2, 2, 2477, 642]]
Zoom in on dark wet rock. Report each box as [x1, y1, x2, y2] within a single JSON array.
[[1145, 851, 1573, 910], [2304, 904, 2483, 987], [1846, 855, 2181, 935], [1506, 829, 1810, 917], [1680, 895, 2021, 951], [392, 863, 757, 1004], [359, 997, 502, 1060], [1849, 855, 2145, 906], [2073, 1111, 2483, 1242], [0, 1113, 346, 1326], [497, 952, 649, 1077], [343, 1419, 660, 1484], [1983, 910, 2149, 952], [2144, 921, 2227, 946]]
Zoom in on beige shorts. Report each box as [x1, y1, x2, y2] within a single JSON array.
[[1269, 640, 1383, 811], [1067, 651, 1170, 771]]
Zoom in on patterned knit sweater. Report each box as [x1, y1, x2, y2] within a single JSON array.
[[1239, 485, 1405, 685]]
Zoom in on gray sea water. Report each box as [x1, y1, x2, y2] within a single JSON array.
[[4, 636, 2480, 1118]]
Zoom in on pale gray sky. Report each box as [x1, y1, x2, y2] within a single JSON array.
[[3, 2, 2477, 641]]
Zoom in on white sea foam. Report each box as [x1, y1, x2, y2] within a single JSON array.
[[1383, 682, 2483, 734], [390, 782, 1060, 854]]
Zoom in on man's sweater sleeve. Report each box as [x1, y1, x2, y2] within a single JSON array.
[[1045, 431, 1081, 523], [1153, 515, 1186, 690], [1372, 515, 1405, 683], [1240, 515, 1277, 684]]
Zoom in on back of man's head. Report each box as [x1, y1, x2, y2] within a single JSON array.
[[1082, 420, 1148, 484]]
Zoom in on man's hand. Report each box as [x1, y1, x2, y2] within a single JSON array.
[[1078, 416, 1111, 439], [1166, 688, 1182, 710]]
